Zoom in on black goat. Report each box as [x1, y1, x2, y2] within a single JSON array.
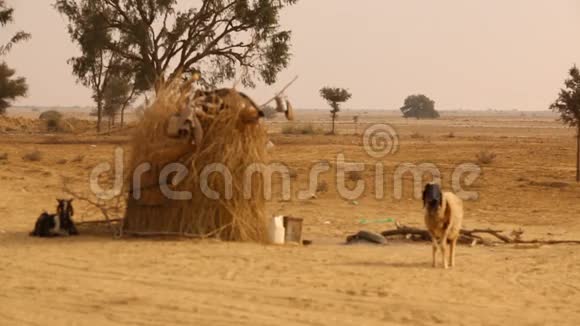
[[30, 199, 79, 237]]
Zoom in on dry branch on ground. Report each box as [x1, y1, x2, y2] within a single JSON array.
[[376, 223, 580, 246]]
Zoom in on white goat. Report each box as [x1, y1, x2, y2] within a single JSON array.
[[422, 183, 464, 269]]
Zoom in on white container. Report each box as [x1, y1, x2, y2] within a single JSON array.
[[269, 215, 285, 245]]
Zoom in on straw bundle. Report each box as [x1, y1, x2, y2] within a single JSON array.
[[123, 78, 269, 242]]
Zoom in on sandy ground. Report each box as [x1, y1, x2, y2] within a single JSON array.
[[1, 111, 580, 325]]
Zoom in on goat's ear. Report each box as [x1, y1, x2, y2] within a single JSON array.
[[422, 188, 427, 208]]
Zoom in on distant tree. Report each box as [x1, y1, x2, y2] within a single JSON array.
[[320, 87, 352, 134], [0, 1, 30, 115], [550, 65, 580, 182], [103, 74, 133, 129], [54, 0, 298, 92], [400, 94, 439, 119]]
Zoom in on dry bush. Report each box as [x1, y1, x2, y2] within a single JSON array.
[[410, 132, 425, 139], [316, 180, 329, 193], [56, 158, 68, 165], [22, 149, 42, 162], [476, 150, 497, 165], [39, 110, 64, 132], [446, 132, 455, 138], [281, 123, 323, 135], [0, 152, 7, 161], [70, 154, 85, 163], [123, 78, 269, 242]]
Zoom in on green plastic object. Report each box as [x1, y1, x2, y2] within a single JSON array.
[[359, 218, 395, 225]]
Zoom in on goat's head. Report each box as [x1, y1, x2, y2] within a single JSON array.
[[56, 198, 74, 218], [422, 183, 442, 212]]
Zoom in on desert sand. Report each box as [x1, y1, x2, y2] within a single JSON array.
[[1, 110, 580, 325]]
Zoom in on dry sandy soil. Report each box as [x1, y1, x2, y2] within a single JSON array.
[[1, 110, 580, 325]]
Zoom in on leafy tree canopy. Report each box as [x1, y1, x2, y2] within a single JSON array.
[[550, 65, 580, 128], [320, 87, 352, 112], [0, 1, 29, 114], [400, 94, 439, 119], [54, 0, 298, 91]]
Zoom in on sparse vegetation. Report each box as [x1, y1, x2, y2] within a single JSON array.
[[281, 123, 323, 135], [56, 158, 68, 164], [446, 132, 456, 138], [476, 150, 497, 165], [410, 132, 425, 139], [0, 152, 7, 160], [70, 154, 84, 163], [22, 149, 42, 162]]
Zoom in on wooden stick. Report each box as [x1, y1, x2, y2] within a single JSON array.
[[260, 75, 299, 107]]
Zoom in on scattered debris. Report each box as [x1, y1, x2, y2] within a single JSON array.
[[380, 223, 580, 246]]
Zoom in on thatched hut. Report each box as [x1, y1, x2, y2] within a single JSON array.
[[122, 79, 269, 242]]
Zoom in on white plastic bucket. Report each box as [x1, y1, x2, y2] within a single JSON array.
[[269, 215, 285, 245]]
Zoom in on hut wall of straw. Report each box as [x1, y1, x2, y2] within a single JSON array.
[[123, 79, 269, 242]]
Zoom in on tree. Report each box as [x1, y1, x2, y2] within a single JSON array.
[[0, 1, 30, 115], [550, 65, 580, 182], [0, 0, 31, 56], [400, 94, 439, 119], [102, 73, 135, 129], [320, 87, 352, 134], [54, 0, 298, 92]]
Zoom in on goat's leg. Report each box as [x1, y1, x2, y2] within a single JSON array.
[[440, 238, 449, 269], [449, 238, 457, 267], [431, 238, 438, 268]]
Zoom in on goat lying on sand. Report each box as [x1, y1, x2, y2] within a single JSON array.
[[422, 183, 463, 269], [30, 199, 79, 237]]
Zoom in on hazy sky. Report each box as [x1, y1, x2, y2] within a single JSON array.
[[2, 0, 580, 110]]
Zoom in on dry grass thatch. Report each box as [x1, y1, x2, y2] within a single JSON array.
[[122, 78, 270, 242]]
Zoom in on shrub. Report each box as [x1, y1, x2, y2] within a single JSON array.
[[410, 132, 425, 139], [446, 132, 455, 138], [39, 110, 63, 132], [70, 154, 85, 163], [0, 152, 7, 160], [476, 150, 496, 165], [22, 149, 42, 162], [281, 123, 323, 135]]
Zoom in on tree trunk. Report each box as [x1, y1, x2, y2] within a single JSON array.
[[120, 107, 125, 128], [96, 99, 102, 133], [577, 127, 580, 182], [331, 113, 336, 134]]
